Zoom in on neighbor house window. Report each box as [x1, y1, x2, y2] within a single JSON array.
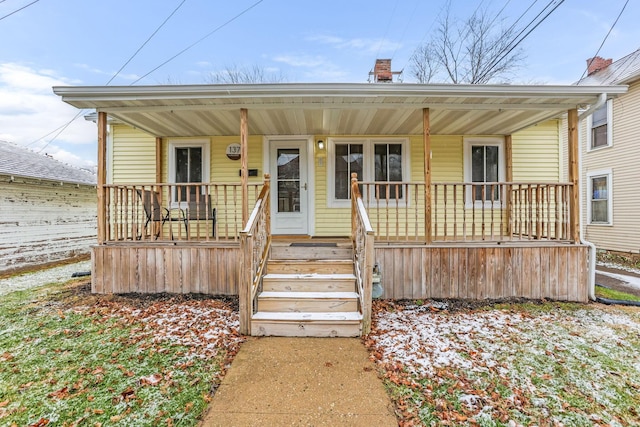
[[329, 138, 408, 207], [168, 140, 210, 203], [587, 170, 612, 225], [588, 101, 612, 150], [464, 137, 505, 206]]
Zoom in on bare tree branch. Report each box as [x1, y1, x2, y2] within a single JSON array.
[[410, 4, 525, 84], [205, 64, 287, 84]]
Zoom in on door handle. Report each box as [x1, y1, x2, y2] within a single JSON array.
[[303, 183, 308, 190]]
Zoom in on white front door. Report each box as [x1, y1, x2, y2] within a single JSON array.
[[270, 140, 309, 235]]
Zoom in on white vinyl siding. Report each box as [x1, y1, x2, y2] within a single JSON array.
[[582, 80, 640, 253]]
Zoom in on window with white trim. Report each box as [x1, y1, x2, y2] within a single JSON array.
[[328, 138, 408, 207], [464, 137, 505, 206], [587, 100, 612, 150], [587, 170, 612, 225], [168, 140, 210, 203]]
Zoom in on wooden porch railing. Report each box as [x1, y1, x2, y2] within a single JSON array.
[[357, 181, 573, 243], [239, 175, 271, 335], [351, 174, 374, 335], [102, 183, 263, 242]]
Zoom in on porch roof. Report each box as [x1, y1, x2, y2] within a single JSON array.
[[53, 83, 627, 137]]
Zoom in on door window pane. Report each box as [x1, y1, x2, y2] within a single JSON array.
[[277, 181, 300, 213], [276, 149, 301, 213], [277, 149, 300, 179]]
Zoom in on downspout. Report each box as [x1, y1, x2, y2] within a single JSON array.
[[576, 95, 607, 301]]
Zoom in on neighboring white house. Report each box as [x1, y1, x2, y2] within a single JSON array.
[[0, 141, 97, 273], [576, 49, 640, 255]]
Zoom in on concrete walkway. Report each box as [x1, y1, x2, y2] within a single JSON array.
[[200, 337, 398, 426]]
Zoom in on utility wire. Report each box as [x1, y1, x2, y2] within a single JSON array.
[[374, 0, 400, 61], [0, 0, 39, 21], [479, 0, 564, 82], [390, 0, 422, 61], [577, 0, 629, 82], [34, 0, 188, 152], [107, 0, 187, 85], [131, 0, 265, 85]]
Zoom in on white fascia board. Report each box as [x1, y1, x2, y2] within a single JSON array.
[[52, 83, 629, 102]]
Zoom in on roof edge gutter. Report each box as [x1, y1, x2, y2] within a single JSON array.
[[578, 93, 607, 120]]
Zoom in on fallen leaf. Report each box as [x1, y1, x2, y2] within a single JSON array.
[[140, 373, 162, 386]]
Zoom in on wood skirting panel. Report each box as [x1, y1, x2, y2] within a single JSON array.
[[92, 245, 240, 295], [374, 245, 588, 302]]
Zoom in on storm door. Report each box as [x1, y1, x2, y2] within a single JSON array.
[[269, 140, 309, 235]]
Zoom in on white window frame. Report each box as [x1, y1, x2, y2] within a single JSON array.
[[586, 100, 613, 152], [463, 137, 506, 208], [586, 169, 613, 226], [327, 137, 410, 208], [168, 139, 210, 207]]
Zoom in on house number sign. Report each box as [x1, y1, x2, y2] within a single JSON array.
[[226, 143, 241, 160]]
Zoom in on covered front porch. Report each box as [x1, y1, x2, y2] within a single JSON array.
[[54, 82, 626, 336]]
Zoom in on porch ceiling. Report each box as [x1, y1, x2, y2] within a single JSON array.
[[53, 83, 627, 137]]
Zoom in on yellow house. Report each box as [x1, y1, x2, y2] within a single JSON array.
[[54, 82, 626, 337]]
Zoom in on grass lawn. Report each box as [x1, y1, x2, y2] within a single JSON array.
[[0, 280, 242, 426], [366, 300, 640, 427], [596, 285, 640, 303]]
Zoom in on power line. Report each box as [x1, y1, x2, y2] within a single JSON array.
[[131, 0, 265, 85], [106, 0, 187, 85], [34, 0, 189, 152], [0, 0, 39, 21], [478, 0, 564, 82], [374, 0, 400, 61], [390, 0, 422, 61], [577, 0, 629, 82]]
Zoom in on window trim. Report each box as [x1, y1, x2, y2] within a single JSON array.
[[586, 169, 613, 226], [586, 100, 613, 152], [463, 137, 506, 208], [327, 137, 410, 208], [168, 139, 210, 206]]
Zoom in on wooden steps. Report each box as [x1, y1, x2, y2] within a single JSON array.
[[251, 242, 361, 337]]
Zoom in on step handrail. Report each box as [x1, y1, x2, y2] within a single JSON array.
[[239, 174, 271, 335], [351, 173, 375, 335]]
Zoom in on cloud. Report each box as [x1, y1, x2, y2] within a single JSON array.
[[306, 34, 402, 55], [0, 63, 97, 167], [73, 63, 140, 83]]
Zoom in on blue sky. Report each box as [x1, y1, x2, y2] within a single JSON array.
[[0, 0, 638, 169]]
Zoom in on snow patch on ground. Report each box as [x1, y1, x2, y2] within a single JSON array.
[[368, 302, 640, 424], [0, 260, 91, 296], [596, 268, 640, 291]]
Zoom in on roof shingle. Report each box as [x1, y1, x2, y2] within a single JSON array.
[[0, 140, 96, 185]]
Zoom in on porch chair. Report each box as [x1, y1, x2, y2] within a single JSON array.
[[182, 193, 216, 237], [136, 189, 175, 239]]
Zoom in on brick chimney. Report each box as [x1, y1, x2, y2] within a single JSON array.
[[586, 56, 613, 76], [373, 59, 393, 82]]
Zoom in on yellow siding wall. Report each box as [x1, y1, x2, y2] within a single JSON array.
[[511, 119, 560, 181], [110, 125, 156, 183], [582, 80, 640, 253], [159, 135, 263, 184], [111, 119, 561, 238]]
